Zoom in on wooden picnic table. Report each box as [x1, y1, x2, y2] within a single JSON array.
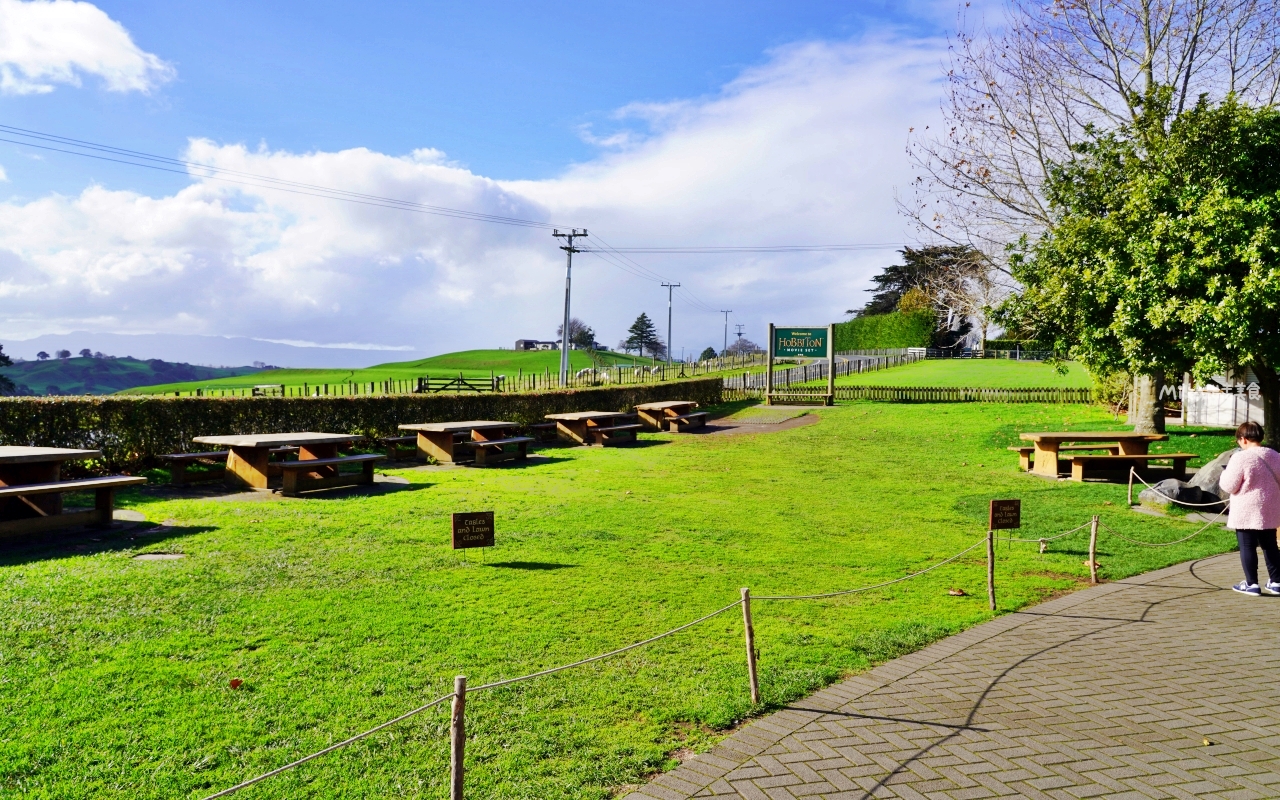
[[544, 411, 640, 446], [192, 432, 363, 490], [635, 401, 698, 431], [0, 446, 145, 538], [1018, 431, 1167, 477], [397, 421, 522, 464]]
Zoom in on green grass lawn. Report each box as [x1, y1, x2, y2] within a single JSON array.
[[834, 358, 1094, 388], [0, 402, 1236, 799], [121, 349, 664, 394]]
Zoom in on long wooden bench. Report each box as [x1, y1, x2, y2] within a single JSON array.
[[530, 422, 559, 442], [161, 447, 299, 486], [0, 475, 147, 538], [1070, 453, 1199, 482], [460, 436, 535, 466], [668, 411, 708, 432], [589, 424, 642, 447], [1008, 444, 1119, 471], [379, 435, 418, 461], [278, 454, 384, 496]]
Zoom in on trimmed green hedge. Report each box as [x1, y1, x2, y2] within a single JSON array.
[[833, 311, 934, 350], [0, 378, 723, 473]]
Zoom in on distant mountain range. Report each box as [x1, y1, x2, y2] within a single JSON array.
[[1, 332, 425, 369], [2, 356, 262, 396]]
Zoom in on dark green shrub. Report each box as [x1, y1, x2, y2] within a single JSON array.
[[833, 311, 934, 350]]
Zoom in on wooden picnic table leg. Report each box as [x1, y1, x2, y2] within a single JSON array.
[[226, 446, 271, 491], [637, 409, 663, 431], [1030, 441, 1061, 477], [0, 463, 63, 520], [1117, 440, 1151, 455], [556, 420, 588, 445], [94, 487, 115, 526], [299, 443, 339, 478], [417, 431, 457, 463]]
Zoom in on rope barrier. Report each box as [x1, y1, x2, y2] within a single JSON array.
[[199, 692, 454, 799], [753, 537, 987, 600], [1097, 509, 1228, 547], [1129, 467, 1232, 508], [995, 520, 1093, 543], [198, 600, 743, 799], [199, 505, 1227, 799]]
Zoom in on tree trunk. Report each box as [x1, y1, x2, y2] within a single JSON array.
[[1131, 373, 1166, 434], [1254, 362, 1280, 448]]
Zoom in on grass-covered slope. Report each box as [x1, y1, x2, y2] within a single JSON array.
[[122, 349, 662, 394], [0, 401, 1235, 799], [835, 358, 1094, 388], [1, 357, 259, 396]]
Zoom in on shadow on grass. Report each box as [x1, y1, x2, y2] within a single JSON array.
[[485, 561, 577, 570], [0, 522, 216, 566]]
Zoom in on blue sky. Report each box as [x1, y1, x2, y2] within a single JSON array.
[[0, 0, 958, 362]]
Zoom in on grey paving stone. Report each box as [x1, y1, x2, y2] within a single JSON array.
[[622, 554, 1280, 799]]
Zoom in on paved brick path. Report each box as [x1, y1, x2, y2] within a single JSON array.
[[624, 553, 1280, 800]]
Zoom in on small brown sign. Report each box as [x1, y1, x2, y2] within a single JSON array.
[[989, 499, 1021, 530], [452, 511, 495, 549]]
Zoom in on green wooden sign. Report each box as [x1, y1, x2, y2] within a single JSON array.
[[773, 327, 828, 358]]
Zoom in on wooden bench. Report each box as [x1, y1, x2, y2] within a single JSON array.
[[0, 475, 147, 538], [1070, 453, 1199, 482], [530, 422, 559, 442], [460, 436, 535, 466], [589, 424, 642, 446], [161, 446, 299, 485], [278, 454, 384, 496], [1008, 444, 1120, 471], [668, 411, 709, 432], [379, 435, 418, 461]]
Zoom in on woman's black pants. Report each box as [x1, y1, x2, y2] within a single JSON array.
[[1236, 528, 1280, 586]]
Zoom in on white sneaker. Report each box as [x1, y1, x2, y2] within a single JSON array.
[[1263, 582, 1280, 596]]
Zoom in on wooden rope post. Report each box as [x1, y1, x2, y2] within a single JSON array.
[[1088, 515, 1100, 585], [986, 530, 996, 611], [741, 588, 760, 704], [450, 676, 467, 800], [1127, 468, 1135, 506]]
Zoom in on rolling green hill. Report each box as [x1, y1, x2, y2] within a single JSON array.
[[2, 357, 261, 396], [122, 349, 663, 394]]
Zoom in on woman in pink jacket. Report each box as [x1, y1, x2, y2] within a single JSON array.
[[1220, 421, 1280, 596]]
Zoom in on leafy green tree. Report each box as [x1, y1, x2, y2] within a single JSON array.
[[556, 317, 595, 349], [1003, 94, 1280, 442], [698, 347, 717, 362], [36, 351, 49, 360]]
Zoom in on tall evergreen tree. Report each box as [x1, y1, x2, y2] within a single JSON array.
[[624, 313, 662, 358]]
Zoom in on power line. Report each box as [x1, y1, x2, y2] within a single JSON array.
[[0, 124, 555, 229], [579, 244, 904, 253]]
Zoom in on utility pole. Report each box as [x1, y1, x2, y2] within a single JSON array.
[[552, 229, 587, 385], [720, 310, 732, 356], [735, 324, 745, 344], [660, 282, 680, 366]]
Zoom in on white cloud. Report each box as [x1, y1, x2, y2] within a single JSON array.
[[0, 34, 945, 357], [0, 0, 173, 95]]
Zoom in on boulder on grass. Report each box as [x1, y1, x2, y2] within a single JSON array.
[[1188, 447, 1239, 502], [1138, 478, 1204, 507]]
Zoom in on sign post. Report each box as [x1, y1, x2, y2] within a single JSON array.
[[768, 325, 834, 406], [987, 499, 1020, 612]]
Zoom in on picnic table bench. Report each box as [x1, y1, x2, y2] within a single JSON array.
[[1016, 431, 1197, 481], [635, 401, 708, 432], [545, 411, 641, 446], [160, 446, 299, 486], [397, 421, 527, 464], [192, 433, 380, 493], [0, 446, 146, 539]]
